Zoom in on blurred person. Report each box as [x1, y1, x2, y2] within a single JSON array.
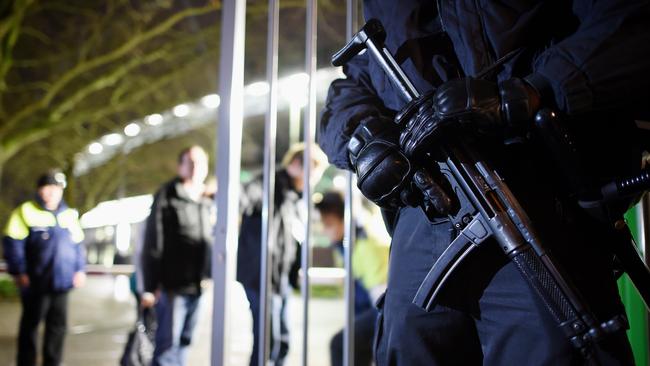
[[140, 145, 214, 366], [237, 143, 327, 366], [315, 191, 388, 366], [2, 170, 86, 366]]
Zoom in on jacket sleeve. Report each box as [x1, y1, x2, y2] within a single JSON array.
[[531, 0, 650, 116], [71, 212, 86, 273], [319, 53, 394, 170], [239, 176, 263, 216], [2, 207, 28, 275], [141, 189, 166, 293]]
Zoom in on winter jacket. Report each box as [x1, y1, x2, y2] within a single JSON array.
[[319, 0, 650, 192], [141, 178, 213, 295], [237, 170, 303, 295], [3, 199, 85, 292]]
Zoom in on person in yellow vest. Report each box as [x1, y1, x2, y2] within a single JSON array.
[[2, 170, 86, 366], [315, 191, 389, 366]]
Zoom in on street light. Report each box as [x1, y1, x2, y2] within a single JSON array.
[[247, 81, 270, 96], [88, 142, 103, 155], [201, 94, 221, 108], [102, 133, 124, 146], [145, 113, 163, 126], [124, 123, 141, 137], [173, 104, 190, 117]]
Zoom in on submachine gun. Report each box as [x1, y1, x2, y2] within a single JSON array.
[[333, 19, 650, 361]]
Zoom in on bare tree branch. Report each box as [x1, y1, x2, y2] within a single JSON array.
[[0, 3, 219, 136]]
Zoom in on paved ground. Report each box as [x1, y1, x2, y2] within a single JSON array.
[[0, 276, 345, 366]]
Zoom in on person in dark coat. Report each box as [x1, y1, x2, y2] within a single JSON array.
[[140, 146, 214, 366], [237, 143, 326, 366], [319, 1, 650, 365]]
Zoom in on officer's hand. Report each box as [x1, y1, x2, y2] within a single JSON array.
[[397, 90, 451, 157], [398, 78, 541, 156], [434, 77, 540, 129], [13, 274, 29, 289], [347, 116, 414, 208], [73, 272, 86, 288]]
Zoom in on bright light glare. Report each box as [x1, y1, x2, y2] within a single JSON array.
[[173, 104, 190, 117], [88, 142, 103, 155], [145, 113, 163, 126], [281, 73, 310, 106], [124, 123, 140, 137], [246, 81, 270, 96], [201, 94, 220, 108], [113, 275, 130, 302], [115, 221, 131, 253], [285, 72, 310, 87], [79, 194, 153, 229], [332, 175, 347, 189], [102, 133, 123, 146]]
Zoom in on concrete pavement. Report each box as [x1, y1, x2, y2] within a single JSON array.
[[0, 276, 346, 366]]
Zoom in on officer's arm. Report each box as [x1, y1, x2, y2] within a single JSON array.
[[141, 190, 165, 293], [2, 207, 29, 275], [531, 0, 650, 116], [319, 52, 393, 170]]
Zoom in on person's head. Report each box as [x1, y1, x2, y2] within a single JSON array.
[[281, 142, 328, 191], [315, 191, 345, 243], [36, 170, 66, 210], [177, 145, 209, 184]]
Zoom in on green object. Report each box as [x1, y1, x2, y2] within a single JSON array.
[[618, 207, 649, 366], [353, 237, 389, 291], [0, 275, 18, 299], [302, 284, 342, 298]]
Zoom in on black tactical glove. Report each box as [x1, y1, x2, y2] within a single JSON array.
[[398, 77, 542, 157], [347, 116, 456, 216], [347, 116, 413, 208]]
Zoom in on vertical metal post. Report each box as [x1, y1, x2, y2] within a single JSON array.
[[343, 1, 359, 366], [259, 0, 280, 365], [302, 0, 318, 365], [211, 1, 246, 365], [343, 173, 356, 366], [639, 193, 650, 360], [640, 193, 650, 265]]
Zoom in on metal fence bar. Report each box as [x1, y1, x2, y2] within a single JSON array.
[[211, 1, 247, 365], [638, 193, 650, 354], [343, 2, 359, 365], [259, 0, 280, 364], [301, 0, 318, 364]]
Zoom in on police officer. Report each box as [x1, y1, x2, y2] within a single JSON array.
[[319, 1, 650, 365], [3, 170, 86, 366]]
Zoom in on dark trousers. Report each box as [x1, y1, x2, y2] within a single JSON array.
[[375, 205, 634, 366], [17, 290, 68, 366], [330, 307, 378, 366], [244, 287, 289, 366]]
